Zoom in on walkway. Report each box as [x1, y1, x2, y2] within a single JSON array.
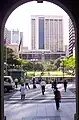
[[4, 83, 76, 120]]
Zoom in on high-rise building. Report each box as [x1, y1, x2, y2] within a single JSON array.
[[11, 30, 23, 45], [73, 43, 75, 57], [4, 28, 23, 45], [69, 18, 75, 57], [11, 29, 19, 44], [31, 18, 37, 50], [31, 15, 64, 52], [4, 28, 11, 44]]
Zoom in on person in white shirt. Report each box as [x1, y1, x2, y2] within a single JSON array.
[[40, 79, 46, 86], [20, 83, 26, 100], [40, 79, 46, 94], [14, 78, 18, 88]]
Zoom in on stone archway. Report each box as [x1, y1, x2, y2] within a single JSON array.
[[0, 0, 79, 120]]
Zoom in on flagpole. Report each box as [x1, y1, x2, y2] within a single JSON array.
[[18, 38, 23, 82], [5, 38, 8, 75], [21, 42, 23, 83], [6, 45, 7, 75]]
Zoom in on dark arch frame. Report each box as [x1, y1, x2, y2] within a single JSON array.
[[2, 0, 77, 33], [0, 0, 78, 120]]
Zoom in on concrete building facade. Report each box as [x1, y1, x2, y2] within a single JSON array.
[[31, 17, 37, 50], [69, 18, 75, 57], [11, 29, 19, 44], [19, 50, 65, 61], [65, 45, 69, 57], [4, 28, 11, 44], [4, 28, 23, 45], [31, 15, 64, 52], [7, 44, 28, 56]]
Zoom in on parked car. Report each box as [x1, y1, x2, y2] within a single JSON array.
[[4, 76, 15, 92]]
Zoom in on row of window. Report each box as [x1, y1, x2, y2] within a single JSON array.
[[19, 53, 65, 60]]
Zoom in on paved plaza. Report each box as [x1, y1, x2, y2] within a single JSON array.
[[4, 83, 76, 120]]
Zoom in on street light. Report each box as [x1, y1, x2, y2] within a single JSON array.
[[4, 62, 8, 75], [62, 59, 64, 80]]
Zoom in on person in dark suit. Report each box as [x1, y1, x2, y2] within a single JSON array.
[[32, 77, 36, 89], [54, 87, 61, 110], [63, 80, 67, 92]]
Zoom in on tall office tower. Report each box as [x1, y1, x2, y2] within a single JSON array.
[[69, 18, 75, 57], [31, 18, 37, 50], [31, 15, 64, 52], [11, 29, 19, 44], [4, 28, 11, 44], [44, 16, 63, 52]]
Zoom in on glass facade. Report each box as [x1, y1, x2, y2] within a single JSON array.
[[39, 17, 44, 49]]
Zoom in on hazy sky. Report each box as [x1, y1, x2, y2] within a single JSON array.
[[5, 1, 69, 49]]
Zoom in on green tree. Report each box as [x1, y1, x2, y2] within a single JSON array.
[[23, 61, 33, 71], [42, 61, 57, 71], [4, 45, 17, 62], [61, 56, 75, 72], [54, 58, 61, 69], [4, 45, 18, 68], [50, 60, 54, 64], [34, 63, 44, 71]]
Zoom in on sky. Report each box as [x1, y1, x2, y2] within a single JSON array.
[[5, 1, 69, 49]]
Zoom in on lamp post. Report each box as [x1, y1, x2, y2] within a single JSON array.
[[4, 62, 8, 75], [62, 59, 64, 80], [33, 59, 35, 76]]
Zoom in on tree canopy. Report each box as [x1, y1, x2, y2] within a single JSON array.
[[4, 45, 75, 72], [61, 56, 75, 71], [4, 45, 18, 65]]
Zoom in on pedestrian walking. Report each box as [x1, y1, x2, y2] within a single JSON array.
[[25, 79, 30, 89], [20, 83, 26, 100], [63, 80, 67, 92], [40, 79, 46, 95], [53, 79, 57, 90], [32, 77, 36, 89], [51, 80, 54, 89], [14, 78, 18, 88], [54, 87, 61, 110]]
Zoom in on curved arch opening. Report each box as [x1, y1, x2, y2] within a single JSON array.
[[2, 0, 77, 120]]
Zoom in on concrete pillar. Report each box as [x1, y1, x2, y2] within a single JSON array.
[[0, 22, 4, 120], [74, 24, 79, 120]]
